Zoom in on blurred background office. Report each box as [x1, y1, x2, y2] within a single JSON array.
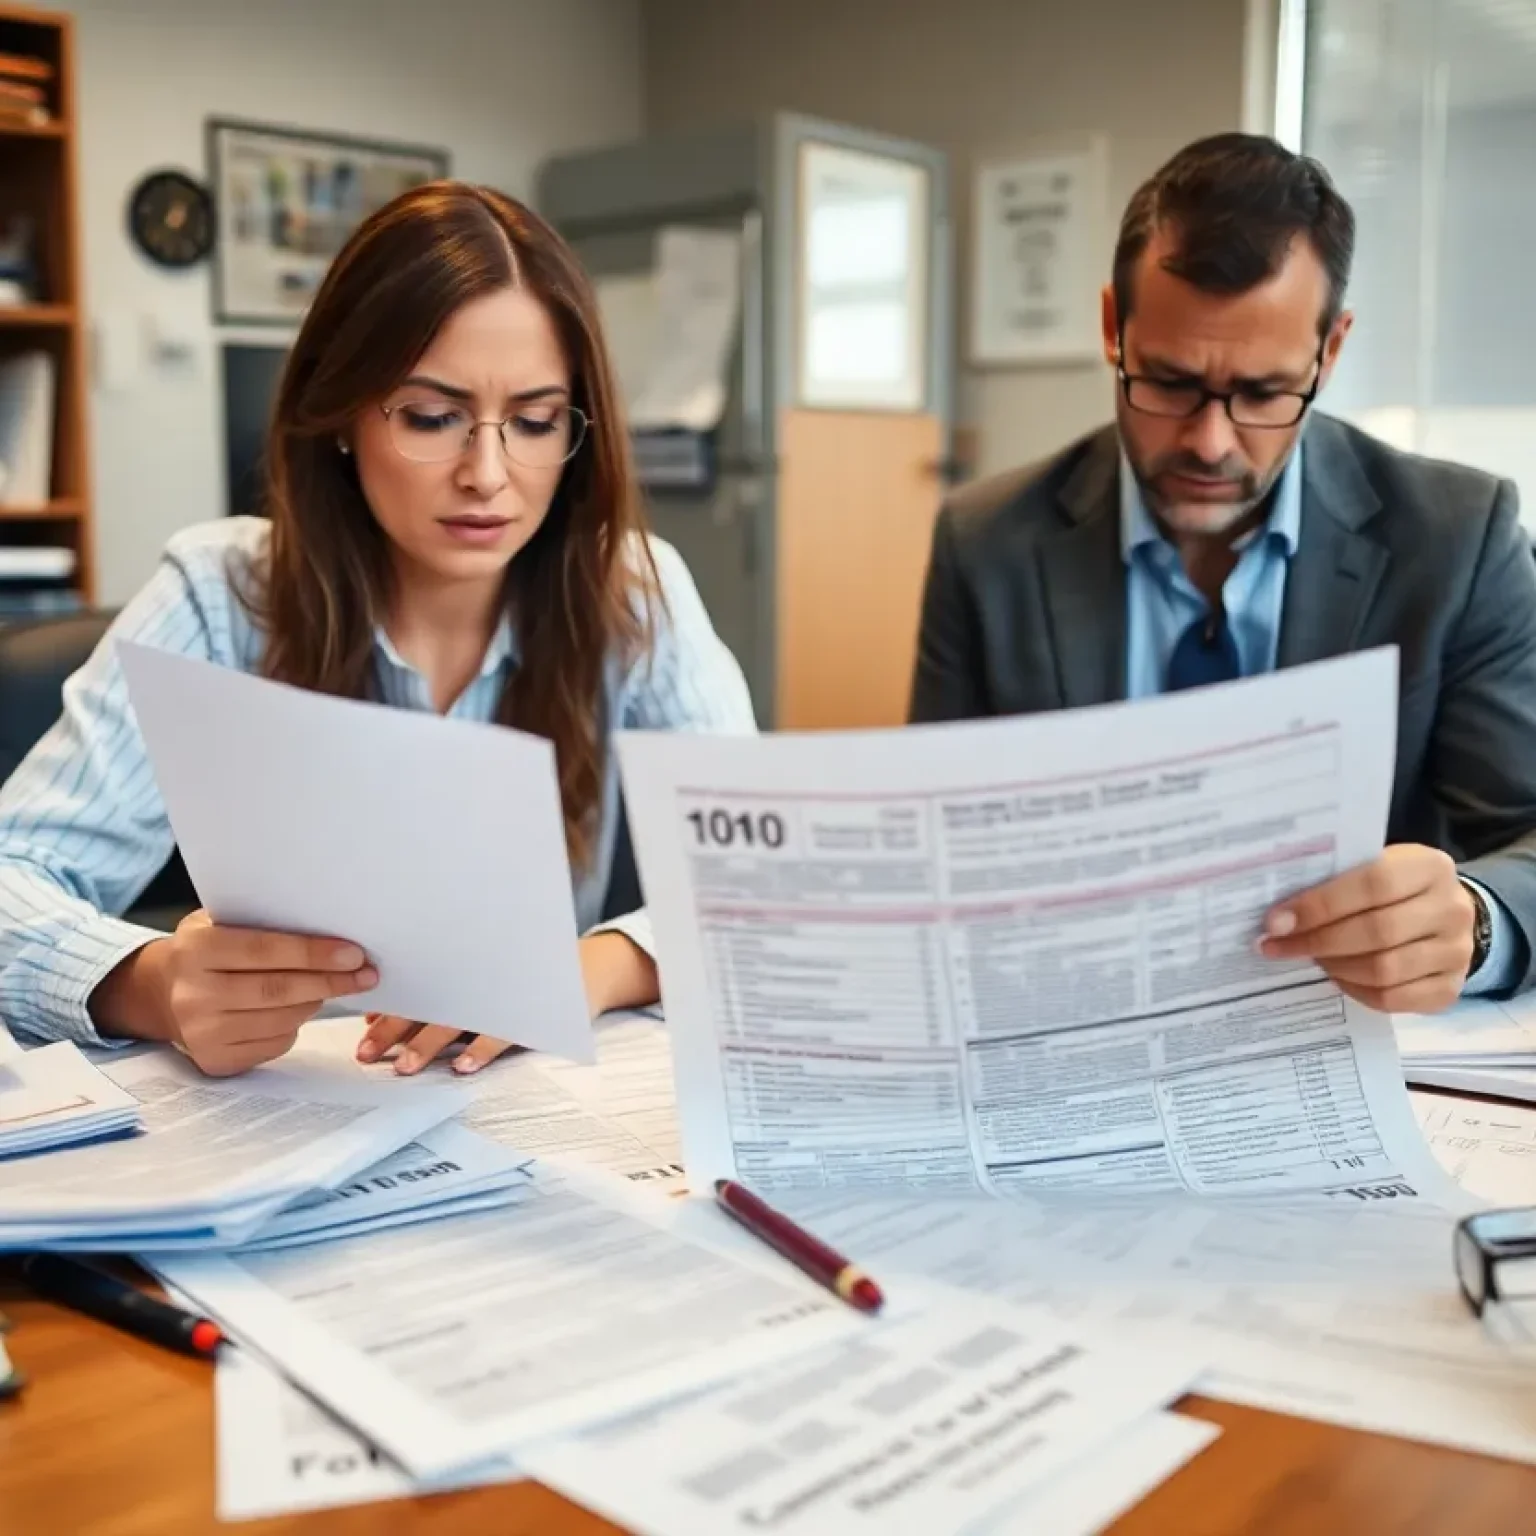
[[0, 0, 1532, 739]]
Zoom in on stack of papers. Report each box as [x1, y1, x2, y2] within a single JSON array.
[[232, 1122, 535, 1254], [1395, 998, 1536, 1102], [0, 1048, 466, 1251], [0, 1041, 141, 1157]]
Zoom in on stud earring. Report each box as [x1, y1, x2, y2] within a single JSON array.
[[337, 437, 351, 455]]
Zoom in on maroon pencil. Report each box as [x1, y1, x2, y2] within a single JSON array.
[[714, 1178, 885, 1314]]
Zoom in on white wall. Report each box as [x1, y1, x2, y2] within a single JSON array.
[[43, 0, 643, 603], [641, 0, 1248, 479]]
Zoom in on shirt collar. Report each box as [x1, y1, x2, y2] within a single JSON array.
[[371, 610, 519, 681], [1119, 441, 1304, 564]]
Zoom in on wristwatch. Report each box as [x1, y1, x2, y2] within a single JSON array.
[[1463, 878, 1493, 978]]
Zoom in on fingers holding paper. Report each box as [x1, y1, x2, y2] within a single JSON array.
[[1258, 844, 1477, 1013], [358, 1016, 514, 1077], [158, 910, 379, 1077]]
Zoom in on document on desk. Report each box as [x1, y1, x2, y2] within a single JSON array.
[[293, 1012, 686, 1187], [0, 1039, 140, 1157], [215, 1349, 519, 1521], [116, 642, 595, 1062], [232, 1121, 534, 1252], [619, 649, 1456, 1206], [760, 1190, 1536, 1464], [0, 1047, 463, 1248], [1413, 1091, 1536, 1207], [1396, 996, 1536, 1066], [522, 1299, 1202, 1536], [151, 1169, 866, 1480]]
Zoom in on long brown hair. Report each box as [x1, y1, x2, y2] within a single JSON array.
[[242, 181, 657, 870]]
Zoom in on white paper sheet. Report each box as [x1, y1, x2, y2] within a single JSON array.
[[151, 1169, 865, 1480], [627, 227, 740, 431], [215, 1349, 519, 1521], [753, 1189, 1536, 1465], [1407, 1063, 1536, 1103], [116, 642, 594, 1062], [1396, 997, 1536, 1066], [617, 650, 1458, 1209], [1414, 1090, 1536, 1206], [0, 1040, 139, 1157], [0, 1048, 463, 1248], [214, 1325, 1216, 1532], [969, 1411, 1219, 1536], [233, 1121, 533, 1250], [294, 1012, 686, 1187], [522, 1299, 1202, 1536]]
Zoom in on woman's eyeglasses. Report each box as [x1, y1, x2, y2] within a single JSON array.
[[380, 400, 589, 468]]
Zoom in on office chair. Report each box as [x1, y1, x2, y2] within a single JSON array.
[[0, 612, 197, 931]]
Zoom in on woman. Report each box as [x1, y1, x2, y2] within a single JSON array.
[[0, 182, 754, 1078]]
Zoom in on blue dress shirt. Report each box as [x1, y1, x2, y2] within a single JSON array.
[[0, 518, 757, 1048], [1119, 449, 1516, 997]]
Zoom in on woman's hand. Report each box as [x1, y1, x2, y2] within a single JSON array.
[[357, 930, 660, 1076], [91, 909, 377, 1077]]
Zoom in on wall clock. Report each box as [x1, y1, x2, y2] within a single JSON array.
[[127, 169, 215, 269]]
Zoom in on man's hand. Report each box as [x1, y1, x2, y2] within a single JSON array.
[[1259, 844, 1476, 1014]]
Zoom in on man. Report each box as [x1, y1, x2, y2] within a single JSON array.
[[911, 132, 1536, 1013]]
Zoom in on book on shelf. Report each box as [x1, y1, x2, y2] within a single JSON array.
[[0, 53, 54, 85], [0, 351, 56, 507]]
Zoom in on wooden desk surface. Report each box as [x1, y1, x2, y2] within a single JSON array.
[[4, 1281, 1536, 1536]]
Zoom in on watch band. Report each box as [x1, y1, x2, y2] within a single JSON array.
[[1462, 878, 1493, 978]]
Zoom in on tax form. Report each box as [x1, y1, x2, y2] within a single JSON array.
[[617, 650, 1455, 1207], [521, 1299, 1202, 1536], [152, 1169, 866, 1480]]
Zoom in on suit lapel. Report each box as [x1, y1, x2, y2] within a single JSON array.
[[1042, 429, 1126, 708], [1277, 416, 1388, 668]]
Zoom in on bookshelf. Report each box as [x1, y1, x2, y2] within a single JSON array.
[[0, 5, 93, 613]]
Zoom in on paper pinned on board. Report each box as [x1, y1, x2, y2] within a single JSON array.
[[116, 642, 596, 1063], [625, 226, 741, 432]]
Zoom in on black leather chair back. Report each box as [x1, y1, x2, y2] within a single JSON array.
[[0, 612, 196, 923]]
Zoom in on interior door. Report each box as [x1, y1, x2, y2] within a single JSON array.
[[770, 116, 953, 730]]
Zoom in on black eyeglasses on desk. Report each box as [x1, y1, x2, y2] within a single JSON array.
[[1456, 1207, 1536, 1319]]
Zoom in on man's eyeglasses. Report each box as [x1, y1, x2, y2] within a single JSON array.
[[1116, 332, 1323, 430], [380, 400, 589, 468]]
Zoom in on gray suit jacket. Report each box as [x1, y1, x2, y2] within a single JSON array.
[[910, 414, 1536, 992]]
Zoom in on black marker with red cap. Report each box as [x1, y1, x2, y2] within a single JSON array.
[[20, 1253, 224, 1359]]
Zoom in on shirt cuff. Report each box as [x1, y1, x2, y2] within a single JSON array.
[[584, 908, 655, 960], [1460, 876, 1523, 997], [9, 915, 166, 1049]]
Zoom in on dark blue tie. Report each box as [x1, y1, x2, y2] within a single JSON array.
[[1166, 610, 1240, 692]]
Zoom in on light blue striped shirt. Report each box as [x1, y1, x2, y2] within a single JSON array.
[[0, 517, 757, 1047]]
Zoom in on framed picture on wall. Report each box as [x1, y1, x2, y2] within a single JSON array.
[[207, 118, 449, 326]]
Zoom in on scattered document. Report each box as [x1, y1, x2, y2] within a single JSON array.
[[618, 650, 1459, 1208], [1414, 1090, 1536, 1207], [0, 1040, 139, 1157], [296, 1011, 686, 1188], [522, 1299, 1202, 1536], [1396, 997, 1536, 1068], [627, 226, 741, 431], [1406, 1063, 1536, 1103], [756, 1190, 1536, 1465], [970, 1411, 1219, 1536], [151, 1169, 865, 1480], [215, 1349, 519, 1521], [0, 1047, 463, 1250], [116, 642, 595, 1062], [233, 1121, 534, 1252]]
